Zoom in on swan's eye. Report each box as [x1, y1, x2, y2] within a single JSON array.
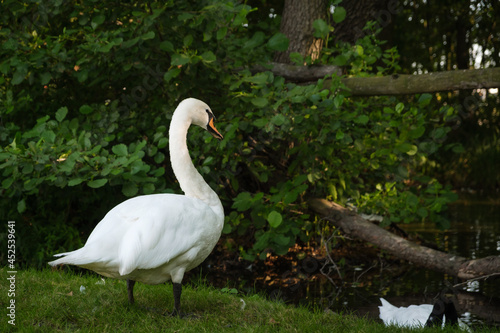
[[206, 109, 216, 121]]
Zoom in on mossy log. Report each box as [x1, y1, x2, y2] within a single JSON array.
[[256, 64, 500, 95]]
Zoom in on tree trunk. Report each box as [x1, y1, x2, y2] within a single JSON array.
[[309, 198, 500, 280], [333, 0, 393, 44], [274, 0, 328, 64]]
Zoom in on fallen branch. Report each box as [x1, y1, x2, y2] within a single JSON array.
[[308, 198, 500, 280]]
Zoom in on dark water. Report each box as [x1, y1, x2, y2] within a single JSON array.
[[304, 195, 500, 327]]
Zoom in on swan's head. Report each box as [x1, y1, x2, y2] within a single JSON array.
[[176, 98, 223, 140]]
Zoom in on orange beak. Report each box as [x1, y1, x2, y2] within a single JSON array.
[[207, 118, 223, 140]]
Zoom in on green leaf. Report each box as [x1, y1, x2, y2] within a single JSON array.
[[244, 73, 269, 85], [271, 114, 285, 126], [40, 72, 51, 85], [201, 51, 216, 63], [452, 144, 465, 153], [17, 199, 26, 213], [267, 33, 289, 51], [396, 143, 418, 155], [418, 93, 433, 107], [79, 105, 93, 114], [417, 207, 428, 218], [122, 37, 140, 48], [395, 102, 404, 113], [395, 142, 412, 153], [141, 31, 155, 40], [122, 182, 138, 197], [92, 14, 105, 26], [143, 183, 155, 194], [267, 210, 283, 228], [251, 97, 268, 107], [253, 118, 267, 128], [354, 115, 369, 125], [332, 54, 347, 66], [332, 6, 346, 23], [243, 31, 265, 49], [232, 192, 253, 212], [154, 152, 165, 163], [55, 107, 68, 122], [183, 34, 193, 47], [164, 68, 181, 82], [216, 27, 228, 40], [157, 137, 168, 149], [313, 19, 329, 38], [2, 177, 14, 189], [274, 234, 291, 246], [284, 191, 298, 205], [87, 179, 108, 188], [171, 53, 190, 66], [42, 130, 56, 143], [406, 145, 418, 155], [409, 126, 425, 139], [159, 41, 174, 52], [12, 69, 25, 85], [112, 144, 128, 156], [406, 192, 419, 207], [355, 45, 364, 56], [68, 178, 84, 186]]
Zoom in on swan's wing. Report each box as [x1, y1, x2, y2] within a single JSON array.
[[115, 194, 221, 276], [50, 193, 221, 276], [49, 195, 158, 268]]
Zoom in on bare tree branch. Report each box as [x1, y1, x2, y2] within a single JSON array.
[[336, 67, 500, 95], [253, 64, 500, 95], [308, 198, 500, 280], [251, 63, 342, 82]]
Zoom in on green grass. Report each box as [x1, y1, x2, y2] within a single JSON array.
[[1, 267, 496, 332]]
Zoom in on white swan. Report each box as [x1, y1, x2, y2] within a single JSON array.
[[379, 298, 470, 331], [49, 98, 225, 316]]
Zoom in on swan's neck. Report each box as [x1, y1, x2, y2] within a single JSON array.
[[169, 115, 222, 212]]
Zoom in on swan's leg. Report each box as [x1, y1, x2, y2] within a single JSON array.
[[171, 282, 182, 316], [127, 279, 136, 304]]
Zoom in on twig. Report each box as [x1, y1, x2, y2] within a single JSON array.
[[452, 272, 500, 289]]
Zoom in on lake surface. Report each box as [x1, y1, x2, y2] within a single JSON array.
[[302, 194, 500, 328]]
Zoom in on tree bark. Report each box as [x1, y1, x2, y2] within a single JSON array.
[[251, 62, 342, 82], [253, 64, 500, 95], [274, 0, 328, 64], [335, 67, 500, 95], [309, 198, 500, 280], [333, 0, 392, 44]]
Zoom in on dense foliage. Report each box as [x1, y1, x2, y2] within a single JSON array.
[[1, 0, 460, 266], [393, 0, 500, 190]]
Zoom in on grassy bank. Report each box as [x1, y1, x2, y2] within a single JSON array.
[[0, 268, 494, 332]]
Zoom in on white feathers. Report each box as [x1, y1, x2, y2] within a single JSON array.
[[378, 298, 471, 331], [49, 98, 224, 287], [379, 298, 434, 328]]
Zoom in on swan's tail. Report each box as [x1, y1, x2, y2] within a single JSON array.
[[48, 249, 92, 267]]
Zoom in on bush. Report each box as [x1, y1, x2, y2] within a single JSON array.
[[0, 0, 458, 266]]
